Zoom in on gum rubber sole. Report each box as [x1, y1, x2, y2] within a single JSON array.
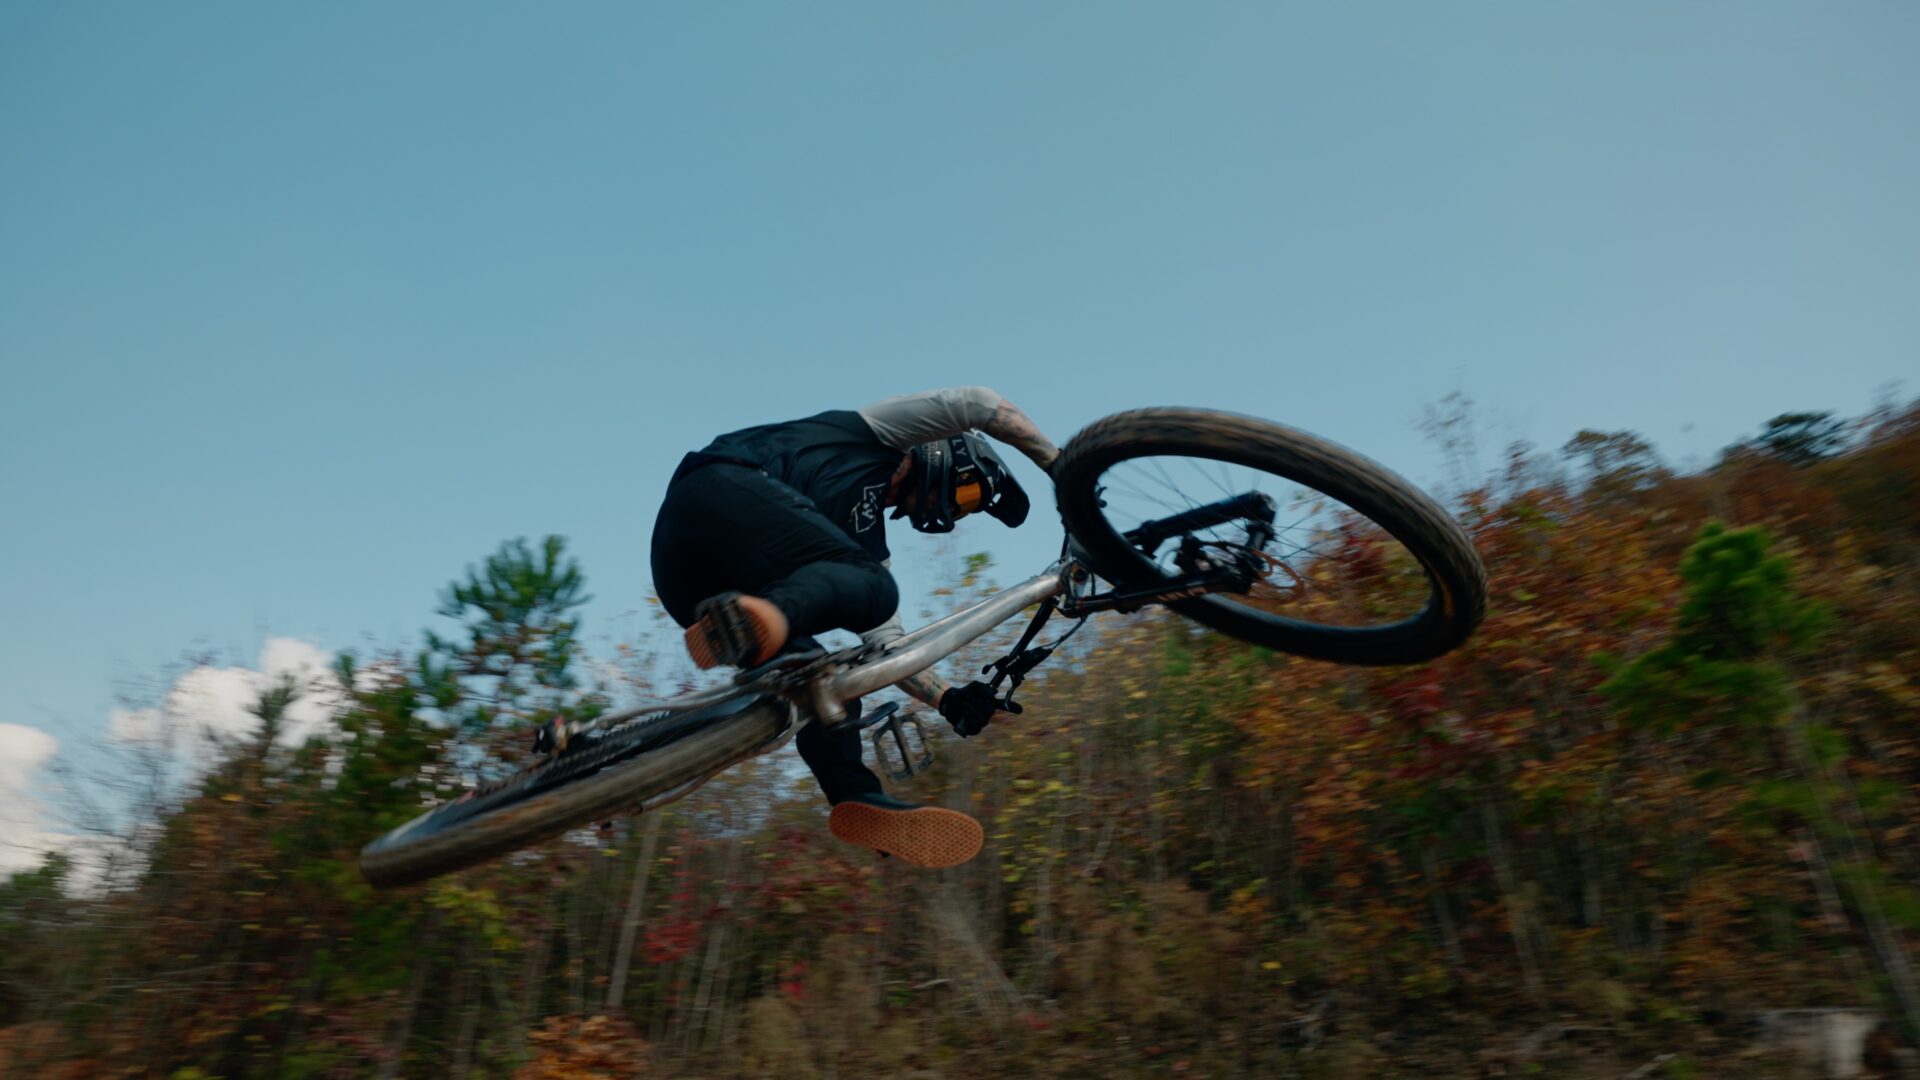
[[685, 593, 787, 669], [829, 802, 984, 869]]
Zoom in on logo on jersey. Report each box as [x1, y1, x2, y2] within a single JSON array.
[[852, 483, 886, 534]]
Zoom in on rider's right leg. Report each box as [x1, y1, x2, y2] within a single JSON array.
[[650, 462, 982, 867], [650, 461, 898, 659], [684, 593, 789, 670]]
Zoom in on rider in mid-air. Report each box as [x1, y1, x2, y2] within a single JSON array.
[[650, 387, 1061, 869]]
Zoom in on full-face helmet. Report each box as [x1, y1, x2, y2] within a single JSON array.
[[892, 433, 1030, 534]]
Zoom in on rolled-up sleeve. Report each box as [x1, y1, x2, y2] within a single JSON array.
[[856, 386, 1004, 450]]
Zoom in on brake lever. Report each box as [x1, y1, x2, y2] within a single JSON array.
[[984, 643, 1053, 715]]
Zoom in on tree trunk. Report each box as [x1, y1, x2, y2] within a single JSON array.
[[1791, 704, 1920, 1039], [450, 944, 480, 1080], [518, 914, 551, 1055], [567, 878, 588, 1017], [686, 838, 746, 1049], [686, 922, 729, 1050], [379, 939, 434, 1080], [1421, 840, 1466, 973], [1482, 801, 1546, 1005], [607, 813, 664, 1012]]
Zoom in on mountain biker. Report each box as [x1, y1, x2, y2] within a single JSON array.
[[649, 387, 1061, 869]]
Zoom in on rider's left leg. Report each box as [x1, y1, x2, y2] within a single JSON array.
[[650, 462, 897, 647]]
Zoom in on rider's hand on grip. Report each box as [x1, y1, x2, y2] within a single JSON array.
[[937, 681, 1004, 738]]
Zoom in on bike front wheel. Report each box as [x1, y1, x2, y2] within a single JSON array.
[[1053, 408, 1486, 665]]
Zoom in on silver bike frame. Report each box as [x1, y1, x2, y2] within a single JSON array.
[[582, 562, 1069, 733], [361, 565, 1079, 887], [819, 564, 1065, 719]]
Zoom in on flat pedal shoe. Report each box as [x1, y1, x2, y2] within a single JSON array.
[[685, 593, 789, 669], [829, 796, 983, 869]]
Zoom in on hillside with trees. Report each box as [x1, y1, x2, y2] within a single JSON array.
[[3, 402, 1918, 1079]]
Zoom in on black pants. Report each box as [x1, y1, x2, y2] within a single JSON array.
[[650, 458, 895, 804]]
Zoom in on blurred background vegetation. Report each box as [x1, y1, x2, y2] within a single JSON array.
[[4, 399, 1919, 1078]]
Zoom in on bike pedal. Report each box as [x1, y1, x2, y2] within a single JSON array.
[[859, 702, 935, 782]]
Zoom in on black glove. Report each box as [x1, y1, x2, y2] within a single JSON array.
[[938, 681, 1003, 738]]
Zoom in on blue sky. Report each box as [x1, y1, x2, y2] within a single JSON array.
[[2, 3, 1916, 858]]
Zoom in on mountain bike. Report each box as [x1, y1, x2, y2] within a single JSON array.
[[360, 407, 1488, 887]]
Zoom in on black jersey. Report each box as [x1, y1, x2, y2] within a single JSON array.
[[691, 410, 901, 561]]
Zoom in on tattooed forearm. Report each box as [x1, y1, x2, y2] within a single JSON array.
[[983, 399, 1061, 471], [894, 668, 951, 709]]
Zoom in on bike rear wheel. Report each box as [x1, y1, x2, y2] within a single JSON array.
[[1054, 408, 1486, 665], [359, 694, 787, 888]]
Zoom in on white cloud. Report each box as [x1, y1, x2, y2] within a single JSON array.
[[0, 723, 65, 876], [2, 639, 348, 882], [109, 637, 343, 763]]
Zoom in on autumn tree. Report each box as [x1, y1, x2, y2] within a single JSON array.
[[1601, 521, 1824, 734], [1756, 412, 1849, 467], [1562, 429, 1669, 504]]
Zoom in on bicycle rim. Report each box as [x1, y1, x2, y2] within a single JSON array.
[[359, 693, 787, 887], [1054, 408, 1486, 665]]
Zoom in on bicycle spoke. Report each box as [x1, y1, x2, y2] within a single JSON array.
[[1105, 470, 1195, 519], [1081, 451, 1436, 629]]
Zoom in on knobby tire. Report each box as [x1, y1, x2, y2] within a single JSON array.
[[1054, 407, 1487, 665], [359, 695, 786, 887]]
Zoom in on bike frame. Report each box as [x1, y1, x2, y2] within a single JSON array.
[[578, 561, 1070, 737], [578, 524, 1263, 735], [542, 488, 1280, 812], [363, 411, 1486, 888]]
